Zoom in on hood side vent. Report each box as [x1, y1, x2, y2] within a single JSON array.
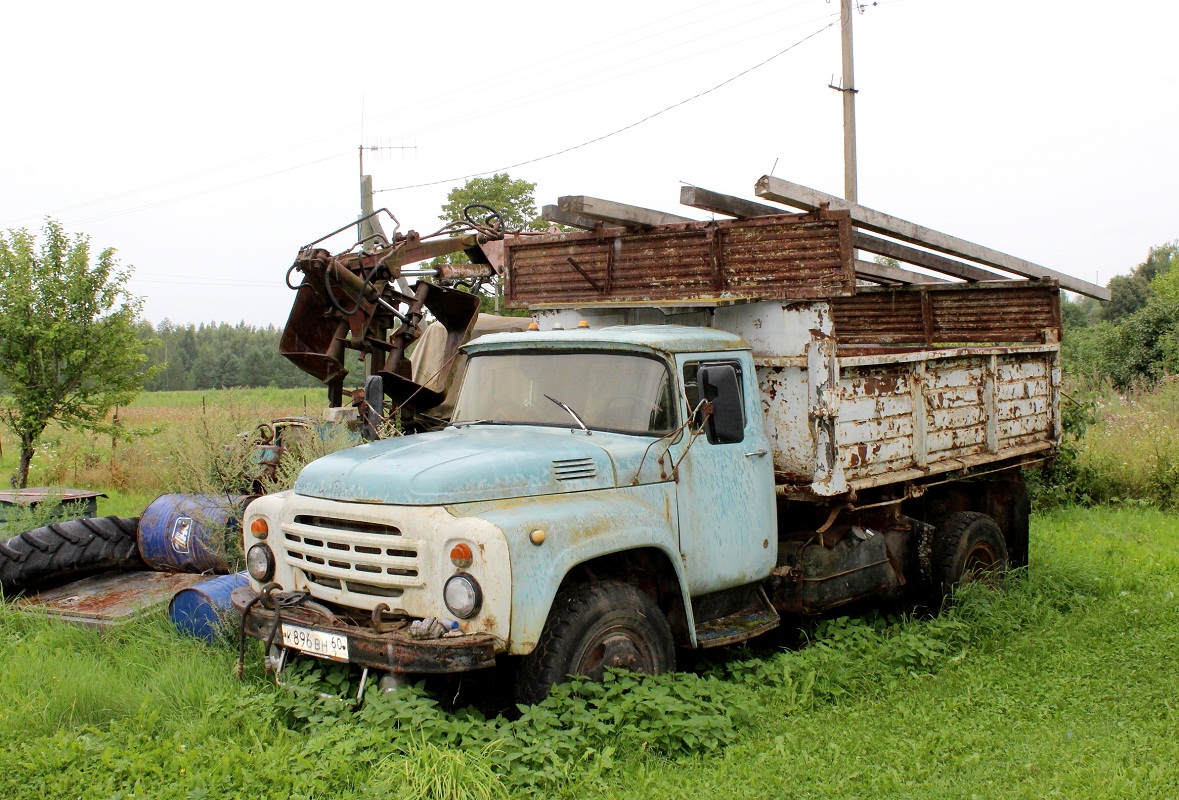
[[553, 457, 597, 481]]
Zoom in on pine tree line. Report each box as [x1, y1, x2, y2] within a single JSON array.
[[137, 320, 324, 391]]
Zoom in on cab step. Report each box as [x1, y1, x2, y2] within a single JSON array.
[[693, 587, 780, 648]]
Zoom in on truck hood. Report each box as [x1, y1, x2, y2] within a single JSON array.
[[294, 425, 668, 506]]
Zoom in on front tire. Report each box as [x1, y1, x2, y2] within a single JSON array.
[[932, 512, 1009, 600], [516, 580, 675, 705]]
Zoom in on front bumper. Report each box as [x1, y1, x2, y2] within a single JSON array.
[[231, 586, 498, 674]]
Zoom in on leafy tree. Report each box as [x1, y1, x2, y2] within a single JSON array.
[[432, 173, 546, 316], [1102, 241, 1178, 322], [1105, 273, 1152, 322], [1138, 241, 1178, 283], [0, 221, 151, 488], [438, 173, 546, 233]]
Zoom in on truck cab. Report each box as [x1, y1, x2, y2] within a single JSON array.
[[235, 325, 778, 701]]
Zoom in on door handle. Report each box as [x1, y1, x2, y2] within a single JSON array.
[[744, 449, 768, 458]]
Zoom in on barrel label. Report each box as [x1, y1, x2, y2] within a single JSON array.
[[171, 517, 193, 553]]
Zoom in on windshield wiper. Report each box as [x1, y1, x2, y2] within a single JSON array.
[[544, 394, 591, 435]]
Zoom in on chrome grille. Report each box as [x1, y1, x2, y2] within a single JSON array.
[[282, 514, 423, 599]]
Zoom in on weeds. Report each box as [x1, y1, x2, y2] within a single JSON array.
[[0, 490, 92, 536], [0, 507, 1177, 798], [1031, 376, 1179, 509], [367, 738, 508, 800]]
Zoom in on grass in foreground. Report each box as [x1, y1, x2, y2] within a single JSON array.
[[1, 505, 1177, 799]]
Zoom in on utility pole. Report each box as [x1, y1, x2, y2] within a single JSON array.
[[358, 143, 417, 247], [357, 142, 417, 380], [835, 0, 859, 203], [358, 146, 384, 247]]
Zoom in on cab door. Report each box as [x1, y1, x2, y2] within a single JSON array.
[[669, 354, 776, 596]]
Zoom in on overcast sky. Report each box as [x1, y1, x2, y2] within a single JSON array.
[[2, 0, 1175, 326]]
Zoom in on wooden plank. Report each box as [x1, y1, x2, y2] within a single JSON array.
[[854, 258, 944, 285], [853, 232, 1006, 282], [679, 186, 782, 219], [541, 205, 599, 230], [558, 195, 696, 228], [754, 176, 1110, 301]]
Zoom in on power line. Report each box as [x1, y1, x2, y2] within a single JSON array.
[[391, 8, 836, 144], [62, 152, 351, 226], [4, 2, 796, 227], [377, 19, 838, 193]]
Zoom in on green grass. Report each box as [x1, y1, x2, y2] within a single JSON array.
[[597, 506, 1179, 799], [1, 506, 1176, 799], [0, 388, 319, 512], [121, 387, 322, 411], [1044, 377, 1179, 509]]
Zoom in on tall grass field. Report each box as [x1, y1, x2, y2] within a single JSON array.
[[0, 385, 1177, 798], [0, 388, 321, 517]]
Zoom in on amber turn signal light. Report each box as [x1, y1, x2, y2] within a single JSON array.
[[250, 518, 269, 538], [450, 542, 473, 568]]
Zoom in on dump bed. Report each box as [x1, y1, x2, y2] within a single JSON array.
[[755, 339, 1059, 498], [503, 207, 1063, 500]]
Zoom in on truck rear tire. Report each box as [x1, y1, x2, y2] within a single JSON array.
[[516, 580, 675, 705], [932, 512, 1008, 600], [0, 517, 144, 595]]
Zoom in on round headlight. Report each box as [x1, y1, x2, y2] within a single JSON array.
[[443, 573, 482, 619], [246, 543, 275, 582]]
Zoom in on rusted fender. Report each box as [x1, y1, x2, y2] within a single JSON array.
[[450, 482, 696, 652]]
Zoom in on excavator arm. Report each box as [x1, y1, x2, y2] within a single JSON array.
[[278, 206, 510, 415]]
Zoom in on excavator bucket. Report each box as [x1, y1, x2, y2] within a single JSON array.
[[277, 207, 506, 414], [279, 249, 351, 384], [380, 282, 480, 411]]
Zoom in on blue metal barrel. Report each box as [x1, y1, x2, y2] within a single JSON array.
[[168, 571, 250, 642], [137, 494, 248, 574]]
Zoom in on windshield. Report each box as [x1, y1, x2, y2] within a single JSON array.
[[452, 351, 676, 436]]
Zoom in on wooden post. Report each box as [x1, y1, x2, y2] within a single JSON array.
[[839, 0, 858, 203]]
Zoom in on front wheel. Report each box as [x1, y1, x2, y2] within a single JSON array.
[[932, 512, 1009, 600], [515, 580, 675, 705]]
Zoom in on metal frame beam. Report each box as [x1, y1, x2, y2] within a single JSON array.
[[557, 196, 695, 228], [678, 186, 782, 219], [541, 205, 599, 231], [853, 232, 1004, 282], [754, 176, 1110, 300], [854, 258, 945, 285]]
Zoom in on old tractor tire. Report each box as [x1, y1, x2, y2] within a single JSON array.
[[0, 516, 144, 595], [932, 511, 1009, 601], [516, 580, 675, 705]]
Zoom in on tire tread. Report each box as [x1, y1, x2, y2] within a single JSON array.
[[0, 516, 143, 595], [516, 580, 673, 705]]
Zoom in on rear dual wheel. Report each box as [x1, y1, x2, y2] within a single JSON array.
[[932, 511, 1009, 600]]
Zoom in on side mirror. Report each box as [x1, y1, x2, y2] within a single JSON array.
[[697, 364, 744, 444]]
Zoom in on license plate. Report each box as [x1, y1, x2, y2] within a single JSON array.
[[281, 624, 349, 661]]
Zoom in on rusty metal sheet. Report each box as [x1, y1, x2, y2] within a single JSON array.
[[505, 210, 855, 307], [825, 348, 1057, 491], [0, 488, 107, 505], [15, 570, 208, 627], [831, 281, 1060, 346]]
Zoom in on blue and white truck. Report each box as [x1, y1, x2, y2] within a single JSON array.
[[234, 185, 1101, 702]]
